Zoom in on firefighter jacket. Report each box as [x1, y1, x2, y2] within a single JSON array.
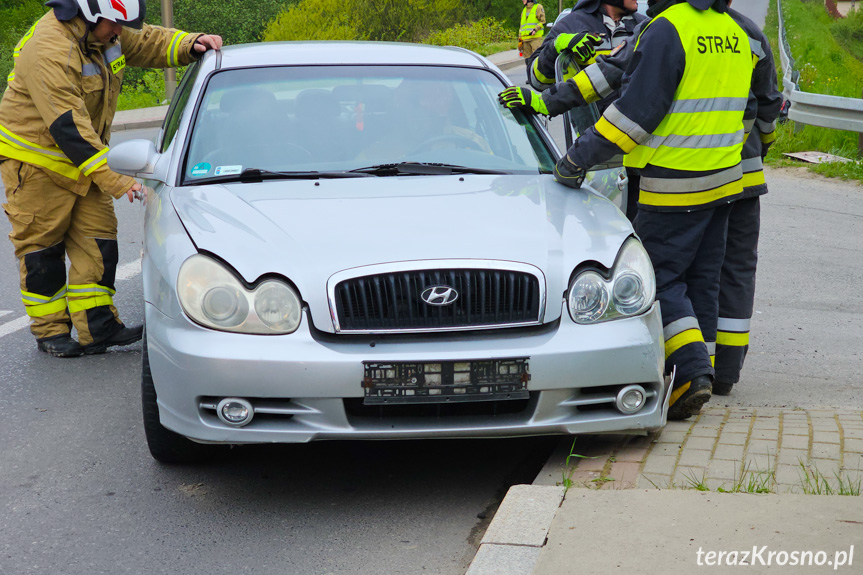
[[546, 8, 780, 200], [0, 12, 201, 199], [729, 7, 781, 198], [565, 2, 753, 212], [529, 0, 647, 95], [520, 3, 546, 41], [542, 18, 648, 114]]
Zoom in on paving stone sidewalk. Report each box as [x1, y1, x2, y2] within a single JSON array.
[[537, 407, 863, 494]]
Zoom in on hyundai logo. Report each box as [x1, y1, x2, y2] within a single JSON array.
[[421, 285, 459, 306]]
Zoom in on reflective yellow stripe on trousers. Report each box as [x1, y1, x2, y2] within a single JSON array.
[[66, 284, 116, 313], [21, 286, 68, 318]]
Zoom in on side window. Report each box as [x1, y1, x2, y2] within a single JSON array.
[[160, 62, 201, 153], [554, 52, 623, 171]]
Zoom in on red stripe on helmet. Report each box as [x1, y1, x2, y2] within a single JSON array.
[[110, 0, 128, 18]]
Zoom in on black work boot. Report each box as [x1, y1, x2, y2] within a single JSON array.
[[712, 380, 734, 396], [667, 375, 712, 421], [37, 334, 84, 358], [83, 324, 144, 355]]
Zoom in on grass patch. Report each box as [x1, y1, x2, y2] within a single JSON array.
[[798, 461, 862, 496], [560, 437, 596, 492], [764, 0, 863, 181]]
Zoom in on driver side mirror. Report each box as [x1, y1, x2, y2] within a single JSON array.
[[108, 139, 165, 181]]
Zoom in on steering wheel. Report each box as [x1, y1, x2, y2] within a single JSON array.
[[409, 134, 485, 155]]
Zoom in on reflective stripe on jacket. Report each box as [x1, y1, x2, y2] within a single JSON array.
[[0, 12, 201, 198], [520, 4, 545, 41]]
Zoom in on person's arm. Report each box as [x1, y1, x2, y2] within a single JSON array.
[[751, 31, 781, 153], [564, 17, 685, 171], [529, 11, 576, 90], [19, 29, 137, 199], [120, 24, 220, 69], [536, 5, 546, 32], [542, 39, 636, 114]]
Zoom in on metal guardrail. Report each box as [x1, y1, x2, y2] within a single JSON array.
[[777, 0, 863, 132]]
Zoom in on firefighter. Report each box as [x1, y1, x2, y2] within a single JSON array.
[[508, 0, 753, 420], [714, 0, 781, 395], [528, 0, 646, 104], [519, 0, 546, 84], [0, 0, 222, 357]]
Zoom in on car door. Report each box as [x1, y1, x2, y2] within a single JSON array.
[[554, 52, 628, 212]]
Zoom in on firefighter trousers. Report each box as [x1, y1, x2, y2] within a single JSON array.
[[1, 160, 124, 346], [716, 196, 760, 384], [634, 203, 732, 387]]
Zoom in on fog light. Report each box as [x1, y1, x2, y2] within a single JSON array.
[[217, 398, 254, 427], [615, 385, 646, 415]]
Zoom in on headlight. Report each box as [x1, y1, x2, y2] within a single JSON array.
[[567, 237, 655, 324], [568, 271, 608, 323], [177, 254, 302, 334]]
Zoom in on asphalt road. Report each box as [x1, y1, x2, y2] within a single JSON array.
[[2, 26, 860, 571], [0, 127, 557, 575], [734, 0, 769, 28]]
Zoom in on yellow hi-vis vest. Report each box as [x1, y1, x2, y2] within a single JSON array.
[[623, 4, 752, 207], [520, 4, 544, 41]]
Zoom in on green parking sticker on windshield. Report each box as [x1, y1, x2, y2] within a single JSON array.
[[191, 162, 211, 176]]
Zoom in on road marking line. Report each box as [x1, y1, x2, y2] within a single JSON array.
[[0, 315, 31, 339], [0, 310, 13, 319], [0, 258, 142, 340]]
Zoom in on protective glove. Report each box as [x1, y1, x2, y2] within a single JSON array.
[[554, 32, 603, 63], [554, 154, 586, 189], [760, 141, 772, 160], [498, 87, 549, 115]]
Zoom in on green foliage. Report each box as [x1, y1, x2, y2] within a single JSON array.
[[264, 0, 464, 42], [117, 69, 169, 111], [778, 0, 863, 97], [144, 0, 295, 46], [0, 0, 49, 94], [831, 7, 863, 63], [465, 0, 558, 36], [764, 0, 863, 174], [125, 0, 294, 104], [263, 0, 357, 41], [424, 17, 515, 55]]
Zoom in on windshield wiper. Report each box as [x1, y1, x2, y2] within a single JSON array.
[[187, 168, 373, 185], [349, 162, 510, 176]]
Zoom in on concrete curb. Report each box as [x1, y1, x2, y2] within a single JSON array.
[[111, 105, 169, 132], [465, 484, 565, 575]]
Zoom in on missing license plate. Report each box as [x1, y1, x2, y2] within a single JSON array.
[[362, 359, 530, 405]]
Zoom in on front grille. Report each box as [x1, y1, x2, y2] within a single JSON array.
[[332, 268, 542, 332]]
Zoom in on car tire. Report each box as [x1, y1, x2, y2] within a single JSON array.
[[141, 329, 218, 464]]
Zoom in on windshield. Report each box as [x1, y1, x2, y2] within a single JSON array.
[[182, 65, 555, 183]]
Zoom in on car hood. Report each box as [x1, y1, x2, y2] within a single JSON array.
[[170, 175, 632, 332]]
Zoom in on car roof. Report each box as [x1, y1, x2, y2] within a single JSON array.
[[215, 42, 491, 70]]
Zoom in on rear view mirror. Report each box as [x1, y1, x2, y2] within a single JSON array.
[[108, 139, 160, 178]]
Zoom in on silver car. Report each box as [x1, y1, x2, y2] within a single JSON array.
[[108, 42, 670, 463]]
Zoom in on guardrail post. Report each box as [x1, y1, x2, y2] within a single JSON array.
[[860, 88, 863, 158]]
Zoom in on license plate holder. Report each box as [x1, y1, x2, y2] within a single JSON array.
[[362, 359, 530, 405]]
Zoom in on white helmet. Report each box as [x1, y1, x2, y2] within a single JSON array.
[[77, 0, 146, 29]]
